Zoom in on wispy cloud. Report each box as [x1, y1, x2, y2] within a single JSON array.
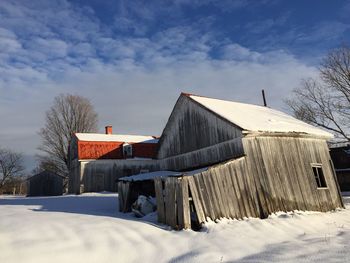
[[0, 0, 341, 171]]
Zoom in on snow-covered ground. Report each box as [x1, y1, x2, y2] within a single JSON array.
[[1, 193, 350, 263]]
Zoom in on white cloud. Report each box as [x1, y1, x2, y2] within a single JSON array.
[[296, 22, 350, 43], [0, 27, 21, 54], [220, 44, 261, 61], [28, 38, 69, 58], [0, 0, 319, 172]]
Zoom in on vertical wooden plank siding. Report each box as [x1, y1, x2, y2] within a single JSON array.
[[242, 136, 343, 216], [176, 178, 185, 229], [179, 157, 257, 223], [214, 167, 231, 218], [202, 172, 219, 219], [176, 177, 191, 229], [157, 95, 243, 160], [118, 182, 123, 212], [165, 177, 177, 228], [181, 178, 191, 229], [121, 135, 343, 231], [154, 178, 166, 223], [241, 138, 270, 218], [188, 176, 206, 223], [79, 159, 160, 193], [220, 164, 237, 219], [196, 174, 214, 220], [160, 136, 343, 230]]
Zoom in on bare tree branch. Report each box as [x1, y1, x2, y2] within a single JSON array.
[[286, 45, 350, 143], [0, 147, 24, 189], [38, 94, 98, 177]]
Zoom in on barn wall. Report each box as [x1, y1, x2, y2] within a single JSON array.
[[80, 159, 160, 192], [242, 136, 344, 216], [68, 137, 80, 194], [335, 170, 350, 191], [160, 137, 244, 171], [157, 95, 243, 159], [68, 159, 80, 194], [158, 137, 344, 229], [69, 136, 78, 162]]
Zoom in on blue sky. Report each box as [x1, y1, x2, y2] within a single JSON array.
[[1, 0, 350, 171]]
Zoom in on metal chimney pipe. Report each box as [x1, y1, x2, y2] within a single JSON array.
[[262, 89, 267, 107]]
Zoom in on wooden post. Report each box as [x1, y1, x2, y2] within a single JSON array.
[[154, 178, 166, 223], [176, 179, 184, 229], [165, 177, 177, 228], [176, 177, 191, 229], [118, 182, 123, 212], [188, 176, 206, 224]]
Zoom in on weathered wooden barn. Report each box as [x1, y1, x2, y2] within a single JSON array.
[[119, 93, 344, 229], [330, 143, 350, 191], [68, 126, 159, 194], [27, 170, 63, 196]]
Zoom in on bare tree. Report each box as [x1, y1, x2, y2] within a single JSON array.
[[0, 147, 24, 190], [286, 46, 350, 142], [38, 94, 98, 177]]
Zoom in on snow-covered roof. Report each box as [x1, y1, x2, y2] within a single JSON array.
[[119, 167, 208, 182], [189, 94, 333, 138], [75, 133, 159, 143]]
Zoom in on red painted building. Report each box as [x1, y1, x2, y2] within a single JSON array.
[[74, 126, 158, 160], [68, 126, 159, 193]]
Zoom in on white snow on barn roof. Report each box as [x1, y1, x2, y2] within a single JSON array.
[[75, 133, 158, 143], [189, 94, 333, 138]]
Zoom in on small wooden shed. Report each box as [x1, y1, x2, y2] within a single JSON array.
[[118, 170, 203, 215], [27, 170, 64, 196]]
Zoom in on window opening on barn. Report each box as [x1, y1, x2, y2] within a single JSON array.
[[311, 164, 327, 188], [123, 143, 133, 158]]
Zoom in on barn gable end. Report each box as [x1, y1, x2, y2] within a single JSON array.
[[157, 94, 244, 170]]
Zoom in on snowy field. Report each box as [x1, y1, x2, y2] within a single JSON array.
[[1, 193, 350, 263]]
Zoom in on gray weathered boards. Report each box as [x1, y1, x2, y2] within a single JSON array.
[[156, 137, 344, 229], [115, 93, 343, 230], [152, 94, 344, 229]]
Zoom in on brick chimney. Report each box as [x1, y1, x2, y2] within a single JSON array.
[[105, 126, 112, 135]]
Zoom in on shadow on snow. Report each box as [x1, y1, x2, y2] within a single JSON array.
[[0, 193, 165, 229]]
